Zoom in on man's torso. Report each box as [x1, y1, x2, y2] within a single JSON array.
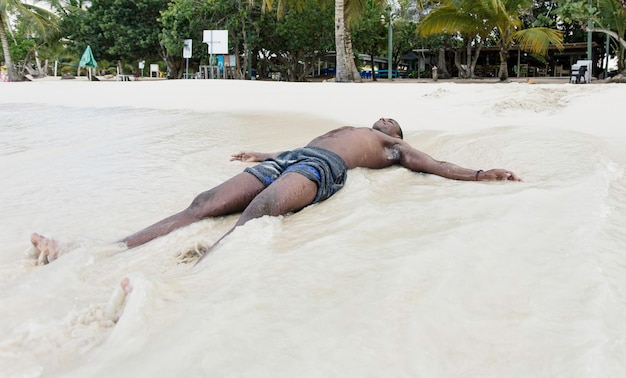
[[306, 126, 401, 169]]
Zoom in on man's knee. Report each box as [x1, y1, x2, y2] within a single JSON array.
[[241, 193, 280, 219], [241, 176, 317, 220], [187, 190, 215, 219]]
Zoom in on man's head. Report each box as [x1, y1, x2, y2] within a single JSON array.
[[373, 118, 403, 139]]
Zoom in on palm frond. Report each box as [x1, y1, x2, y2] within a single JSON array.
[[417, 5, 480, 35], [514, 27, 563, 56]]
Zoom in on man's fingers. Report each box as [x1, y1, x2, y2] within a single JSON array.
[[506, 171, 523, 182], [230, 152, 244, 161]]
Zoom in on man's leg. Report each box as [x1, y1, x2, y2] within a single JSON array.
[[31, 172, 266, 262], [235, 172, 318, 226], [120, 172, 265, 248], [196, 172, 318, 264]]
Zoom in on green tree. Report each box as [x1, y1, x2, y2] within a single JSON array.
[[160, 0, 266, 79], [335, 0, 357, 81], [594, 0, 626, 72], [260, 0, 385, 82], [416, 1, 492, 79], [73, 0, 169, 74], [10, 13, 55, 77], [335, 0, 387, 82], [351, 0, 387, 81], [557, 0, 626, 73], [57, 1, 89, 56], [159, 0, 215, 78], [417, 0, 564, 81], [0, 0, 61, 81], [260, 2, 334, 81], [392, 2, 439, 78]]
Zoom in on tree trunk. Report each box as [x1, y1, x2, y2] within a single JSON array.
[[437, 48, 449, 79], [469, 45, 482, 78], [160, 42, 180, 78], [239, 0, 249, 80], [344, 22, 361, 82], [498, 48, 509, 81], [0, 14, 19, 81], [334, 0, 359, 82], [461, 40, 483, 79], [453, 49, 464, 78], [465, 43, 472, 78], [334, 0, 349, 82], [23, 64, 37, 75], [32, 50, 45, 77]]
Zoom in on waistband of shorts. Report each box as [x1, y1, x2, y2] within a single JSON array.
[[300, 146, 348, 170]]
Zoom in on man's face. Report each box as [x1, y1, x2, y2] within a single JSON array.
[[373, 118, 402, 139]]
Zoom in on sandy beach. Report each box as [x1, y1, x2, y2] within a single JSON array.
[[5, 75, 622, 134], [1, 77, 625, 377]]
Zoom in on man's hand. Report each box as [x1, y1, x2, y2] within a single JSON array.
[[231, 151, 283, 162], [230, 151, 261, 162], [477, 169, 523, 182]]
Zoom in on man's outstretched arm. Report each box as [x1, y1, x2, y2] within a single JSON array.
[[397, 143, 522, 182], [230, 151, 284, 162]]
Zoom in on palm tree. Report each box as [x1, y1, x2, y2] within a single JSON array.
[[335, 0, 359, 82], [257, 0, 383, 82], [417, 0, 563, 81], [0, 0, 61, 81]]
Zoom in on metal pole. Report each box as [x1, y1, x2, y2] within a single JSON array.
[[387, 17, 392, 80], [517, 46, 521, 78], [248, 48, 252, 80], [605, 33, 610, 71], [587, 0, 593, 60]]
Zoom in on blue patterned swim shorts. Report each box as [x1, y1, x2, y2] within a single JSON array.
[[244, 146, 348, 203]]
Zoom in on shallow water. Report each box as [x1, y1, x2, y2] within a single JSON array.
[[1, 92, 626, 377]]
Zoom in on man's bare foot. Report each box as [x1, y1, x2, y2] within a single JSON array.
[[30, 232, 62, 264], [104, 277, 132, 322]]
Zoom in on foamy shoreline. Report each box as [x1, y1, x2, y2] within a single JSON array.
[[2, 77, 623, 139]]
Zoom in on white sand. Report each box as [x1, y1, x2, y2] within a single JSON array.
[[5, 77, 623, 136], [2, 77, 626, 377], [7, 77, 626, 167]]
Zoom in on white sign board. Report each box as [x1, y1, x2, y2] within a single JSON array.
[[183, 39, 193, 58], [203, 30, 228, 55]]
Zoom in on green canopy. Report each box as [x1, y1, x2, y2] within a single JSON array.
[[79, 45, 97, 68]]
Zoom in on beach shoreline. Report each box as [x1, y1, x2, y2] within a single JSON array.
[[3, 74, 622, 140], [25, 72, 601, 84]]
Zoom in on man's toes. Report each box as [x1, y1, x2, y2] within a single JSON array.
[[31, 232, 44, 246], [30, 233, 62, 264], [120, 277, 132, 295]]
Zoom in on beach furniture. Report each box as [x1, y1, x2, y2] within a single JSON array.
[[570, 60, 592, 84]]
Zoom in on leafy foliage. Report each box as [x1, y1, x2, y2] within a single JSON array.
[[3, 1, 623, 81], [0, 0, 61, 80], [417, 0, 563, 80], [258, 1, 334, 81], [76, 0, 169, 65]]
